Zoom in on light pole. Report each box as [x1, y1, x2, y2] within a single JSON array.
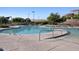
[[32, 11, 35, 21], [27, 10, 30, 18], [28, 12, 30, 18]]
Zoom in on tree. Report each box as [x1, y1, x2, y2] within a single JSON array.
[[70, 9, 79, 19], [47, 13, 60, 24], [60, 16, 66, 22], [73, 14, 79, 19], [64, 9, 79, 19], [24, 18, 31, 24], [65, 13, 74, 19], [25, 18, 31, 23], [12, 17, 24, 23], [0, 16, 9, 24]]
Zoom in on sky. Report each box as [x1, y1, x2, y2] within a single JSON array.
[[0, 7, 79, 20]]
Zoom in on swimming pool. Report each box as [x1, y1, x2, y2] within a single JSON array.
[[0, 26, 79, 38], [0, 26, 53, 34]]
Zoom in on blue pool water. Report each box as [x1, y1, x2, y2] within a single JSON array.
[[0, 26, 53, 34], [0, 26, 79, 38], [65, 28, 79, 37]]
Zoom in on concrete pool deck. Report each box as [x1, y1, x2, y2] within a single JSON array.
[[0, 29, 79, 51]]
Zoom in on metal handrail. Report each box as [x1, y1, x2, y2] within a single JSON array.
[[38, 27, 66, 41], [39, 29, 53, 41]]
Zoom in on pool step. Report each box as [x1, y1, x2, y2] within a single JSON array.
[[39, 29, 70, 40], [46, 31, 70, 39]]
